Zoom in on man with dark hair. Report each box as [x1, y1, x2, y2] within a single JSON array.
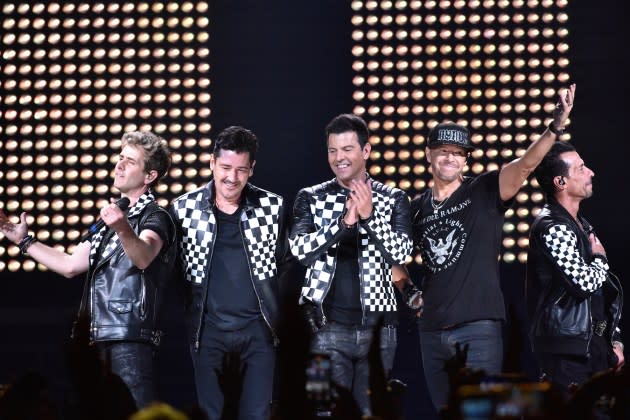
[[411, 84, 576, 412], [290, 113, 413, 416], [526, 141, 624, 397], [0, 131, 176, 409], [170, 126, 288, 420]]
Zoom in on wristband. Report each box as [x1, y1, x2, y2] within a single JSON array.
[[359, 209, 374, 223], [341, 218, 356, 229], [548, 121, 564, 137], [18, 234, 38, 255]]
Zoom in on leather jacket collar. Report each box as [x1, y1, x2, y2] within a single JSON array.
[[545, 198, 593, 234], [334, 172, 371, 191], [318, 173, 373, 195]]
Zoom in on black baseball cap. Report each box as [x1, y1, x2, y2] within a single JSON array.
[[426, 122, 474, 151]]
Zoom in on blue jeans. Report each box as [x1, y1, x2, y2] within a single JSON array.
[[419, 319, 503, 412], [191, 319, 276, 420], [310, 322, 397, 416], [97, 341, 156, 409]]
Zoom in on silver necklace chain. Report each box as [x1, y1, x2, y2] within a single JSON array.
[[430, 189, 452, 214]]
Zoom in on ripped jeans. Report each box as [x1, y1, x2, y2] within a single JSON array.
[[310, 322, 397, 416]]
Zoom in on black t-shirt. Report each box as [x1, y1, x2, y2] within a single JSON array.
[[323, 225, 362, 325], [412, 171, 511, 331], [205, 206, 261, 331], [93, 205, 174, 266], [141, 210, 175, 243]]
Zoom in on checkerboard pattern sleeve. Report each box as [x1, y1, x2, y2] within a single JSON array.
[[290, 192, 346, 262], [242, 195, 282, 281], [172, 185, 284, 285], [543, 224, 609, 293], [362, 192, 412, 265], [172, 189, 215, 284], [361, 236, 397, 311], [291, 179, 410, 312]]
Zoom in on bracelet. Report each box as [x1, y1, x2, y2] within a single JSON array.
[[548, 121, 564, 137], [341, 218, 356, 229], [17, 234, 32, 249], [359, 209, 374, 223], [18, 234, 38, 255]]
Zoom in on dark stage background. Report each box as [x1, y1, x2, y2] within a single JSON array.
[[1, 1, 629, 419]]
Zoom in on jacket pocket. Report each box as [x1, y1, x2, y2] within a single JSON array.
[[108, 300, 133, 314]]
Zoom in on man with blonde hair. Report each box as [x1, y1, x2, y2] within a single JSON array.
[[0, 131, 176, 408]]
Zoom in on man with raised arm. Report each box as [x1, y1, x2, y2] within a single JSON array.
[[411, 84, 576, 412], [0, 131, 176, 409]]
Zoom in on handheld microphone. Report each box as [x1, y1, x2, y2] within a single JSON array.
[[80, 197, 131, 242]]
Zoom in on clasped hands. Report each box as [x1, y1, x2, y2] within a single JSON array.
[[343, 178, 373, 226]]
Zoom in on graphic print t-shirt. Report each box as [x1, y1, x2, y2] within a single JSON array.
[[412, 170, 511, 331]]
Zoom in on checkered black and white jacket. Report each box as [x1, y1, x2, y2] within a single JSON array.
[[170, 181, 287, 349], [290, 177, 412, 325], [526, 200, 623, 356]]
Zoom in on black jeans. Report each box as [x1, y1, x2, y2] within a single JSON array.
[[310, 322, 397, 416], [191, 318, 276, 420], [96, 341, 156, 409], [538, 335, 618, 420], [538, 335, 616, 397]]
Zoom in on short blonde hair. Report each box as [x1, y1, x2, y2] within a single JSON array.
[[121, 131, 171, 187]]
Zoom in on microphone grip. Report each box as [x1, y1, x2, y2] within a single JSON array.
[[87, 220, 106, 235], [80, 197, 131, 242]]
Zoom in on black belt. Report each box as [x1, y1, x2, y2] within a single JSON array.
[[592, 320, 607, 336]]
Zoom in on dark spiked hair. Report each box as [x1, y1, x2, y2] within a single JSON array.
[[534, 141, 576, 199], [213, 126, 259, 164], [325, 114, 369, 148]]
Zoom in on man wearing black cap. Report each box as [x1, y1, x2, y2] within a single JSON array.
[[411, 84, 576, 412]]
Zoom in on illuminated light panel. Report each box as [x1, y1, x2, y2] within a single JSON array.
[[351, 0, 570, 263], [1, 1, 213, 271]]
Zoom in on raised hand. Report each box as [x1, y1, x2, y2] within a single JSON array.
[[100, 198, 129, 234], [344, 194, 359, 226], [350, 178, 373, 220], [553, 83, 576, 129], [0, 210, 29, 244]]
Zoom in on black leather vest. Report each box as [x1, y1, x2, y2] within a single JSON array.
[[79, 202, 177, 345]]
